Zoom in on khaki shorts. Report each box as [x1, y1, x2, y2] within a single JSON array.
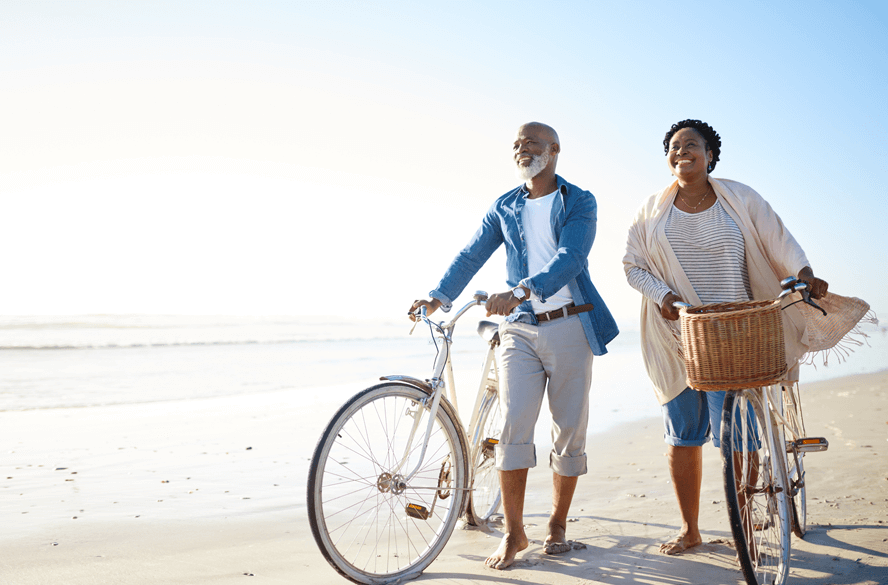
[[494, 314, 594, 477]]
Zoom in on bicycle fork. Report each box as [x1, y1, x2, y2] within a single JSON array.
[[381, 333, 465, 521]]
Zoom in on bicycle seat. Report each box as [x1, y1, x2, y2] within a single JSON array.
[[476, 321, 500, 345]]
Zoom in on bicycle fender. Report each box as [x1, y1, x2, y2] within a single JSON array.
[[379, 375, 435, 395]]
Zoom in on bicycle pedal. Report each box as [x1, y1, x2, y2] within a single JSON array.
[[482, 437, 499, 458], [405, 503, 429, 520], [793, 437, 829, 453]]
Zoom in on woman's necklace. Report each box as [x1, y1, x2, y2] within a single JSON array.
[[677, 184, 712, 211]]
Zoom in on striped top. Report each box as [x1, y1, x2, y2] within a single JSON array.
[[628, 200, 752, 305]]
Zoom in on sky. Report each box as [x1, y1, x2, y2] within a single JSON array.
[[2, 0, 887, 327]]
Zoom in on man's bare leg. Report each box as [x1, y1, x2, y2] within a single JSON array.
[[544, 472, 577, 554], [659, 445, 704, 555], [485, 469, 530, 570]]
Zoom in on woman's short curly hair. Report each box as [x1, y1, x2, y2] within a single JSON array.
[[663, 119, 722, 173]]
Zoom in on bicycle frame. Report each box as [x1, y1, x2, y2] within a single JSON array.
[[386, 296, 489, 486]]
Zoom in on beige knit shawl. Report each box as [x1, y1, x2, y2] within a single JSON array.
[[623, 178, 810, 405]]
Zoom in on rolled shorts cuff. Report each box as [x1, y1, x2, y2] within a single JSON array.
[[495, 443, 536, 471], [663, 434, 712, 448], [549, 451, 587, 477]]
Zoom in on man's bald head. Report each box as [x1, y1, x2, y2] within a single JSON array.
[[517, 122, 560, 147]]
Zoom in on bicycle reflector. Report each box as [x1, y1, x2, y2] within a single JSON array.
[[405, 503, 430, 520], [482, 438, 499, 458], [794, 437, 829, 452]]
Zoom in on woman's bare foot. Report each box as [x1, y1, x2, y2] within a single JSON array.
[[485, 531, 529, 570], [659, 530, 702, 555], [543, 519, 571, 554]]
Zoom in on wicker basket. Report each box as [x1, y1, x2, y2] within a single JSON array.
[[679, 299, 787, 391]]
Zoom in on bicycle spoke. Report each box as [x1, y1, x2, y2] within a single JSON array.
[[723, 389, 789, 585], [308, 383, 467, 584]]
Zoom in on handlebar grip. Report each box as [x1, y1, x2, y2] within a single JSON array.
[[777, 278, 827, 316], [780, 276, 799, 289]]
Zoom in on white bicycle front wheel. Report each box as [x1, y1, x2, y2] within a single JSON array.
[[722, 390, 791, 585], [307, 382, 469, 584]]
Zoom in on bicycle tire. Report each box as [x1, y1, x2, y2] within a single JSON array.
[[788, 448, 807, 538], [307, 382, 469, 584], [782, 386, 807, 538], [722, 390, 791, 585], [465, 388, 503, 526]]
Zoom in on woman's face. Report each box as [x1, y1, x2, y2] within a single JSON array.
[[667, 127, 712, 181]]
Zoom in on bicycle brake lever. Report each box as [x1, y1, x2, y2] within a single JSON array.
[[805, 297, 827, 316], [781, 283, 828, 316], [408, 307, 428, 335]]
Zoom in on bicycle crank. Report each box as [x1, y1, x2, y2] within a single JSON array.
[[436, 455, 452, 499]]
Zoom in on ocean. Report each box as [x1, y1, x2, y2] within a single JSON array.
[[1, 313, 884, 438]]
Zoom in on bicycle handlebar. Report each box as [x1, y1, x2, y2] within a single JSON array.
[[671, 277, 827, 316], [410, 290, 490, 333], [778, 277, 827, 316]]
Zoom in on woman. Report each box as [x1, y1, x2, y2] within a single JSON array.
[[622, 119, 828, 555]]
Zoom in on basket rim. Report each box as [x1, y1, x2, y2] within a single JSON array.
[[680, 298, 782, 318]]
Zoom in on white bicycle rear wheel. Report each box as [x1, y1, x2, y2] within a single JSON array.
[[782, 385, 807, 538], [465, 388, 502, 525]]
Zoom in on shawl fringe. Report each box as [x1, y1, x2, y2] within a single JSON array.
[[802, 309, 879, 367]]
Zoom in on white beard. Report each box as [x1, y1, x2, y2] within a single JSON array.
[[515, 152, 550, 182]]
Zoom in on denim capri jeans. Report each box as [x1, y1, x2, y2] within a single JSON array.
[[662, 386, 760, 449]]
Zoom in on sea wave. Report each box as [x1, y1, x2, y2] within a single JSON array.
[[0, 314, 427, 350], [0, 335, 413, 351]]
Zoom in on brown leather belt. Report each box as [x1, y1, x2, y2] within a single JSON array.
[[535, 302, 595, 322]]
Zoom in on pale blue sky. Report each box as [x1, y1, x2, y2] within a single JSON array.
[[2, 1, 886, 325]]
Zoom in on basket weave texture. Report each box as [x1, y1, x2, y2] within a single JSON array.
[[679, 299, 787, 391]]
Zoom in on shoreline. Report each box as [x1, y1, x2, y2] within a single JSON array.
[[2, 371, 886, 584]]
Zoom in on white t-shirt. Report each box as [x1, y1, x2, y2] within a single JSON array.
[[522, 190, 573, 313]]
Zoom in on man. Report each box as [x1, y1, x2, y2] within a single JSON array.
[[409, 122, 618, 569]]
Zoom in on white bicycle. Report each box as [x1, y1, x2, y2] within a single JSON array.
[[675, 277, 829, 585], [307, 292, 504, 584]]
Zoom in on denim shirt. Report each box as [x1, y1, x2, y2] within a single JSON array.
[[430, 175, 619, 356]]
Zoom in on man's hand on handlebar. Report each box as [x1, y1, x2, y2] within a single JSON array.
[[485, 290, 523, 317], [408, 298, 442, 322], [797, 266, 828, 300], [661, 292, 684, 321]]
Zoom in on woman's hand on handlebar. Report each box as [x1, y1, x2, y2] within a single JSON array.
[[661, 292, 684, 321], [797, 266, 828, 299], [408, 298, 442, 322]]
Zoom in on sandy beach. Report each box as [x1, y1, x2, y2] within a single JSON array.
[[2, 370, 886, 585]]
